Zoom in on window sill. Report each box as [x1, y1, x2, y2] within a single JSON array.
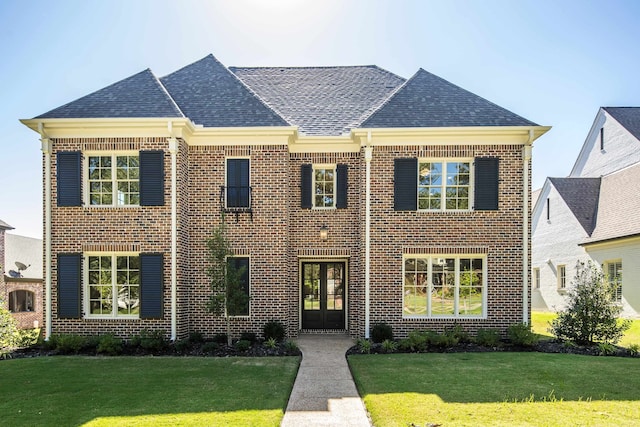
[[402, 315, 486, 321]]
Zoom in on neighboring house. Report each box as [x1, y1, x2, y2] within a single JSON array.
[[0, 220, 43, 329], [21, 54, 549, 341], [532, 107, 640, 317]]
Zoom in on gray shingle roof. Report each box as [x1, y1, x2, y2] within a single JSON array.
[[0, 219, 14, 230], [229, 65, 405, 135], [161, 55, 288, 128], [549, 177, 601, 235], [603, 107, 640, 141], [582, 163, 640, 244], [361, 69, 538, 128], [36, 69, 183, 119]]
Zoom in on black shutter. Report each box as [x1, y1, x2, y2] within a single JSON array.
[[58, 253, 81, 318], [227, 159, 250, 208], [140, 150, 165, 206], [474, 157, 499, 210], [336, 164, 348, 209], [140, 253, 163, 319], [301, 164, 312, 209], [228, 257, 250, 316], [57, 152, 82, 206], [394, 158, 418, 211]]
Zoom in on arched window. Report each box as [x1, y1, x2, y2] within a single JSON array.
[[9, 290, 34, 312]]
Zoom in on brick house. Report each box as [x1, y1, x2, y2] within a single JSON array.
[[21, 54, 549, 341], [1, 220, 44, 330]]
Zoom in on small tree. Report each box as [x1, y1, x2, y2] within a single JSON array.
[[205, 218, 249, 346], [550, 261, 631, 345], [0, 298, 18, 357]]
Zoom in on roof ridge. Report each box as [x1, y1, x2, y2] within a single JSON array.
[[151, 70, 185, 118], [356, 69, 415, 127], [230, 64, 381, 70]]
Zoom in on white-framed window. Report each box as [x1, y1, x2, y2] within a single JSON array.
[[403, 254, 486, 318], [606, 261, 622, 302], [533, 268, 540, 289], [557, 264, 566, 290], [86, 152, 140, 206], [85, 253, 140, 318], [313, 164, 336, 209], [418, 159, 472, 211]]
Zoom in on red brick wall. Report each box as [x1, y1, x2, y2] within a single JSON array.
[[4, 280, 43, 330]]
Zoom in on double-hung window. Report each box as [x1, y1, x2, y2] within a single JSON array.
[[557, 265, 566, 290], [418, 160, 471, 210], [403, 255, 486, 318], [87, 153, 140, 206], [313, 165, 336, 209], [86, 253, 140, 318], [607, 261, 622, 302]]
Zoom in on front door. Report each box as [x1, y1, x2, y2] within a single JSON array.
[[301, 262, 345, 329]]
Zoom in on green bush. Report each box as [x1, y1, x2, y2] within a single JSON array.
[[445, 324, 470, 343], [131, 329, 167, 352], [381, 339, 398, 353], [96, 334, 123, 355], [14, 328, 41, 348], [475, 328, 501, 347], [598, 342, 616, 356], [202, 341, 219, 353], [212, 333, 228, 344], [263, 321, 286, 342], [371, 322, 394, 343], [0, 300, 18, 356], [508, 323, 539, 347], [240, 332, 258, 343], [173, 339, 191, 353], [263, 337, 278, 349], [357, 338, 372, 354], [405, 330, 430, 351], [189, 331, 205, 343], [283, 339, 298, 353], [235, 339, 252, 352], [53, 334, 87, 354], [628, 343, 639, 356], [550, 261, 631, 345]]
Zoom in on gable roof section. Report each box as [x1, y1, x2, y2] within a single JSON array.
[[582, 163, 640, 245], [36, 69, 183, 119], [603, 107, 640, 141], [161, 55, 288, 128], [0, 219, 14, 230], [362, 69, 538, 128], [230, 65, 405, 135], [548, 177, 601, 236]]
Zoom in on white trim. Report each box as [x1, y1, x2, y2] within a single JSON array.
[[169, 137, 178, 340], [84, 151, 140, 207], [364, 141, 372, 338], [41, 136, 52, 339], [417, 158, 474, 212], [569, 108, 607, 177], [311, 164, 337, 209]]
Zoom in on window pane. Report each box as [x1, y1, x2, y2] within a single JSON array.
[[313, 167, 335, 208]]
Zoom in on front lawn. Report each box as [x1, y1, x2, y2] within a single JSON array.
[[0, 356, 299, 426], [349, 352, 640, 427]]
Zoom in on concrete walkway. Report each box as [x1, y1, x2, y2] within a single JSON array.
[[281, 334, 371, 427]]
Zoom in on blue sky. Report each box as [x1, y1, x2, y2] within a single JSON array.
[[2, 0, 639, 238]]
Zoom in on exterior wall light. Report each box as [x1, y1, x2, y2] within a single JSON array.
[[320, 225, 328, 242]]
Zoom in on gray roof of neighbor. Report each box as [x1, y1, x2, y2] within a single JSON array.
[[549, 177, 601, 236], [362, 69, 538, 128], [0, 219, 14, 230], [603, 107, 640, 141], [582, 163, 640, 244], [32, 54, 540, 134], [4, 233, 43, 280], [230, 65, 405, 135], [161, 55, 288, 128], [37, 69, 184, 119]]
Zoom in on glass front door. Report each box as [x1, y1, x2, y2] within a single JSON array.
[[302, 262, 345, 329]]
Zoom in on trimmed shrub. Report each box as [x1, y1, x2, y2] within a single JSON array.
[[189, 331, 205, 343], [173, 339, 191, 353], [283, 339, 298, 353], [371, 322, 394, 343], [263, 320, 286, 342], [131, 329, 167, 352], [508, 323, 539, 347], [445, 324, 471, 344], [240, 332, 258, 343], [212, 333, 228, 344], [97, 334, 123, 355], [202, 341, 219, 353], [475, 328, 501, 347], [54, 334, 87, 354], [235, 339, 251, 352]]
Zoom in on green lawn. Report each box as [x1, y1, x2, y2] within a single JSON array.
[[532, 311, 640, 347], [349, 352, 640, 427], [0, 356, 299, 426]]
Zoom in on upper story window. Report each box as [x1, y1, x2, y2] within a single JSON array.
[[533, 268, 540, 289], [87, 154, 140, 206], [418, 160, 471, 211], [57, 150, 164, 207], [225, 158, 250, 209], [313, 165, 336, 209], [395, 157, 498, 212], [9, 290, 34, 312], [403, 255, 486, 318], [86, 253, 140, 318]]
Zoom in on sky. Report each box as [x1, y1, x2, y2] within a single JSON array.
[[1, 0, 639, 239]]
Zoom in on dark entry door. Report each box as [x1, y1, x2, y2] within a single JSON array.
[[302, 262, 345, 329]]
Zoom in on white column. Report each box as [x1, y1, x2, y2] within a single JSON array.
[[41, 136, 52, 339], [522, 139, 533, 324], [169, 137, 178, 340], [364, 138, 373, 339]]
